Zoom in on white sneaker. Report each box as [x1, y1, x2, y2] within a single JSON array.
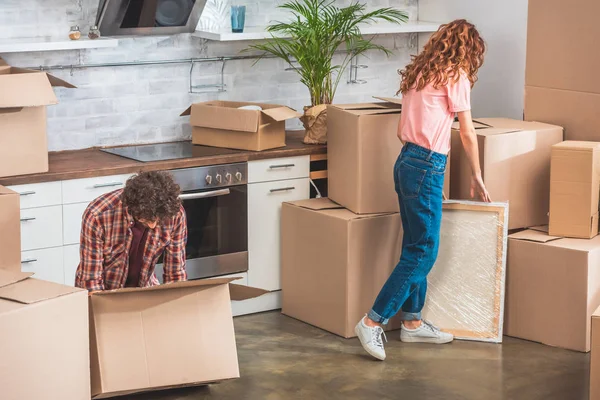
[[400, 320, 454, 344], [355, 316, 387, 361]]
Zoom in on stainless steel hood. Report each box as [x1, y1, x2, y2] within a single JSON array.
[[96, 0, 207, 36]]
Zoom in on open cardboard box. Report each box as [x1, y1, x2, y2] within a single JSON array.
[[451, 118, 563, 230], [0, 58, 75, 178], [181, 100, 301, 151], [0, 270, 90, 400], [89, 277, 268, 399]]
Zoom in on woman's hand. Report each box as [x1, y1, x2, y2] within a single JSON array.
[[470, 174, 491, 202]]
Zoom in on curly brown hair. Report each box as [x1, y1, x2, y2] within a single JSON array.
[[398, 19, 485, 95], [122, 171, 181, 222]]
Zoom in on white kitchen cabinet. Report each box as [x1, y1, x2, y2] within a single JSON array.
[[62, 173, 133, 204], [247, 156, 310, 292], [247, 156, 310, 184], [8, 181, 62, 209], [20, 205, 63, 251], [21, 247, 64, 284], [63, 244, 80, 287], [63, 202, 89, 245]]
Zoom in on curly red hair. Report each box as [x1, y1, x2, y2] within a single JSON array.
[[398, 19, 485, 95]]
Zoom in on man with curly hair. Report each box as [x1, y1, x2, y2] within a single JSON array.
[[75, 171, 188, 291]]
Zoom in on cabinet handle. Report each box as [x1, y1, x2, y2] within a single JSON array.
[[270, 187, 296, 193], [19, 191, 36, 196], [21, 258, 38, 264], [269, 164, 295, 169], [20, 217, 36, 222], [92, 182, 123, 189]]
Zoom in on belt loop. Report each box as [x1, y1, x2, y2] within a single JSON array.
[[426, 149, 434, 161]]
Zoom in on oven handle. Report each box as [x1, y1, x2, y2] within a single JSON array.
[[179, 188, 231, 200]]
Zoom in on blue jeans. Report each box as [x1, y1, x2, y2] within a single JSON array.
[[368, 142, 447, 324]]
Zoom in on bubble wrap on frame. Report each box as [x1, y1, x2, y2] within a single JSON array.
[[422, 200, 509, 343]]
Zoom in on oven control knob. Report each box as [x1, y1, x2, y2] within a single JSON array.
[[235, 172, 243, 182], [215, 174, 223, 184], [205, 175, 213, 185], [225, 172, 232, 183]]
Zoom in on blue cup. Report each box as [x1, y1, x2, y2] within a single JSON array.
[[231, 5, 246, 33]]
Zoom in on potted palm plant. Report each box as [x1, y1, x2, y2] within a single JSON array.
[[248, 0, 407, 144]]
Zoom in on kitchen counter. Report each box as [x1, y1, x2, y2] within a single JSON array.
[[0, 131, 326, 186]]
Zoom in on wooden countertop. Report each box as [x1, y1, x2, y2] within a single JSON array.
[[0, 131, 327, 186]]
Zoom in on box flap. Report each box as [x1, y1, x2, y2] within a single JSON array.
[[91, 277, 240, 297], [0, 185, 17, 196], [286, 198, 343, 211], [373, 96, 403, 105], [594, 305, 600, 318], [0, 270, 32, 289], [329, 102, 401, 115], [186, 102, 260, 133], [0, 72, 59, 108], [229, 283, 269, 301], [260, 106, 301, 122], [508, 229, 562, 243], [180, 106, 192, 116], [0, 275, 83, 304], [451, 118, 522, 135]]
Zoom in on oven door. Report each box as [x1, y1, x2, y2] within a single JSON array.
[[155, 185, 248, 282]]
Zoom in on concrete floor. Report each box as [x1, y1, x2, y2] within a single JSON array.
[[124, 312, 589, 400]]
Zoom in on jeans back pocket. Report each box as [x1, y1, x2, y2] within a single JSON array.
[[398, 160, 427, 199]]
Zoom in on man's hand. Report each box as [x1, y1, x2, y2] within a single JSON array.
[[470, 174, 491, 203]]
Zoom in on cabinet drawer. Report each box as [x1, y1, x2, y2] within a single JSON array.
[[248, 156, 310, 183], [20, 205, 63, 251], [8, 181, 62, 209], [63, 244, 80, 287], [247, 178, 310, 290], [63, 202, 89, 245], [62, 174, 134, 204], [21, 247, 64, 285]]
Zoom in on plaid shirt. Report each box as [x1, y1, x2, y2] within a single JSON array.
[[75, 189, 187, 291]]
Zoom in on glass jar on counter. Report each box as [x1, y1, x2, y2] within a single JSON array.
[[88, 26, 100, 40], [69, 25, 81, 40]]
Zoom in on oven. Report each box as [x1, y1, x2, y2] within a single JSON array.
[[154, 163, 248, 282]]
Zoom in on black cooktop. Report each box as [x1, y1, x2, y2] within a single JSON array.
[[101, 141, 241, 163]]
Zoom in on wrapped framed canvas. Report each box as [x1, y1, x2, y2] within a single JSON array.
[[422, 200, 509, 343]]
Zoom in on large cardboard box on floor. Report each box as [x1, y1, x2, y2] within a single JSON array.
[[0, 58, 75, 178], [505, 228, 600, 352], [450, 118, 563, 230], [281, 198, 403, 337], [591, 307, 600, 399], [0, 186, 20, 272], [524, 0, 600, 141], [0, 270, 90, 400], [89, 278, 266, 398], [549, 141, 600, 239], [181, 101, 300, 151]]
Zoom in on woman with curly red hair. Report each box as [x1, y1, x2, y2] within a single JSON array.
[[355, 19, 491, 361]]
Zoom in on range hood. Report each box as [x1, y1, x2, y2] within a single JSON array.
[[96, 0, 207, 36]]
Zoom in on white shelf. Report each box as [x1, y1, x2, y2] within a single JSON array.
[[0, 37, 119, 54], [194, 21, 442, 42]]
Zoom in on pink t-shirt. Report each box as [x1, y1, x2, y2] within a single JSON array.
[[398, 73, 471, 155]]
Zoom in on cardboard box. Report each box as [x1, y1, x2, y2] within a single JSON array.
[[281, 198, 403, 337], [327, 99, 450, 214], [0, 58, 75, 178], [0, 186, 20, 272], [181, 101, 300, 151], [525, 0, 600, 141], [89, 278, 266, 398], [0, 270, 90, 400], [591, 306, 600, 399], [505, 228, 600, 352], [450, 118, 563, 230], [549, 141, 600, 239]]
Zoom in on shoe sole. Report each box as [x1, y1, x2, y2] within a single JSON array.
[[400, 335, 454, 344], [355, 325, 386, 361]]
